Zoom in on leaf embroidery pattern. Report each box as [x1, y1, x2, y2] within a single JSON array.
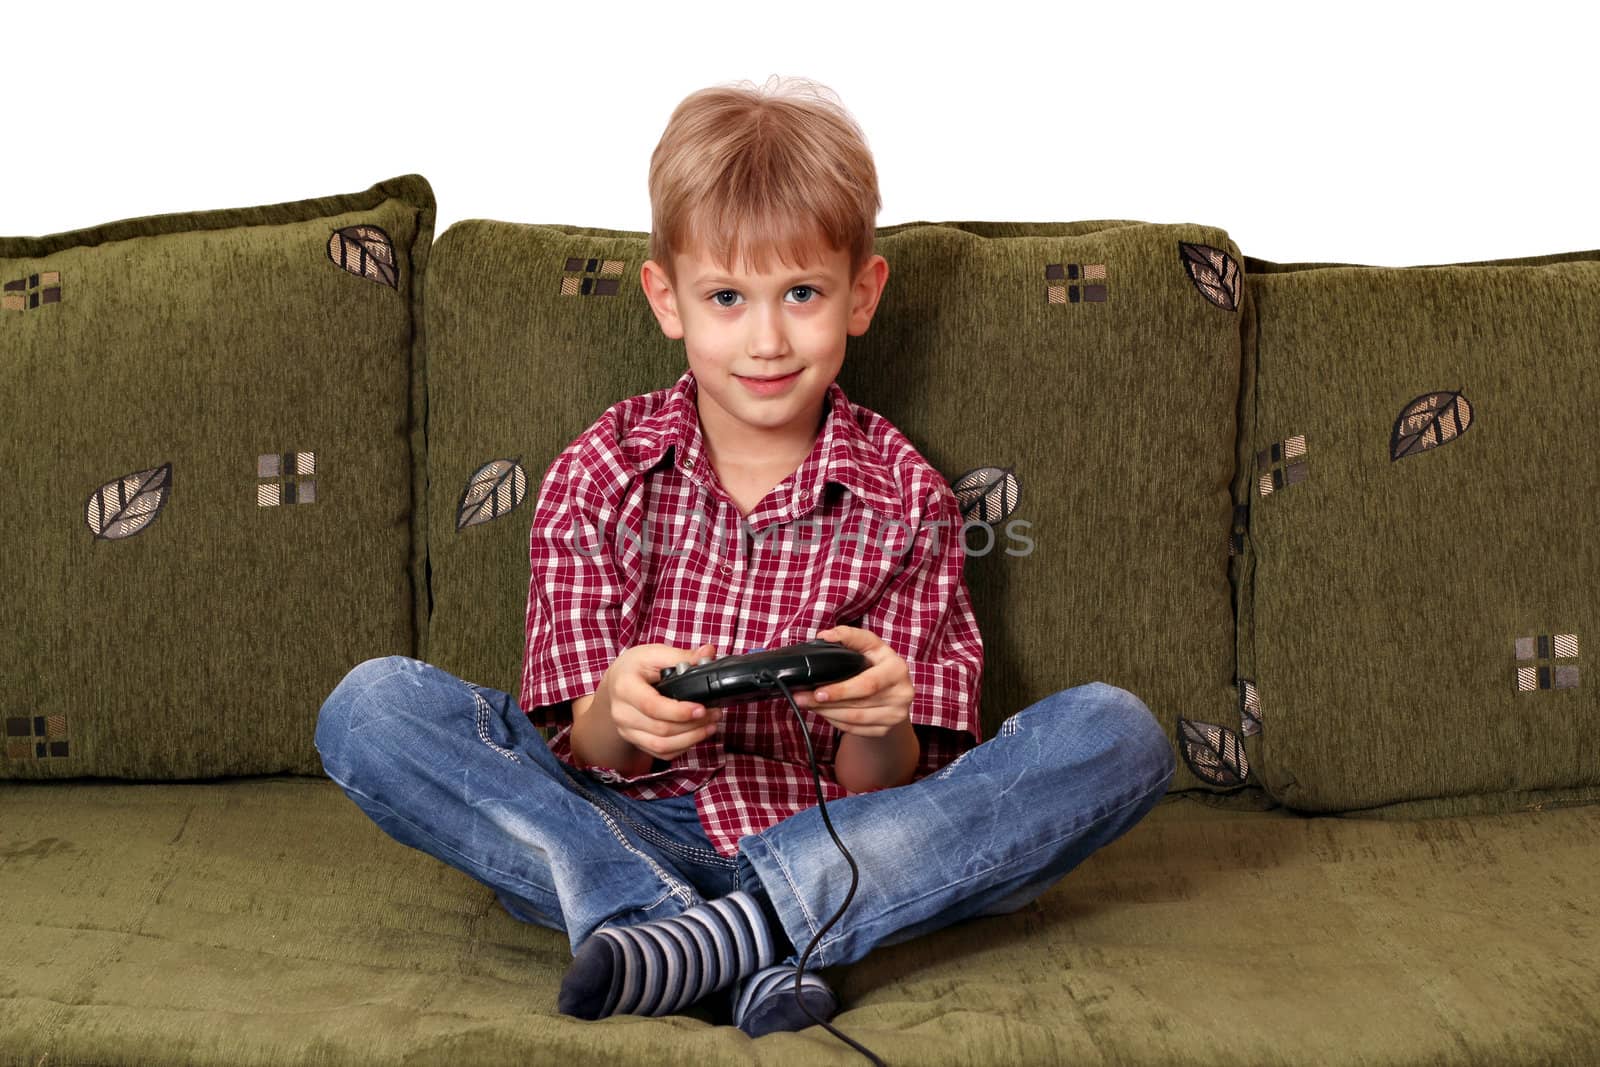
[[457, 459, 529, 531], [1178, 241, 1242, 312], [85, 463, 172, 541], [1238, 678, 1261, 737], [950, 466, 1020, 524], [1391, 390, 1473, 461], [1177, 717, 1250, 787], [327, 225, 399, 289]]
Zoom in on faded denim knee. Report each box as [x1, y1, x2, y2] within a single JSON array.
[[1015, 681, 1176, 795], [1086, 681, 1177, 790], [313, 655, 423, 782]]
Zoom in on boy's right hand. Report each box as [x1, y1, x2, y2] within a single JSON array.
[[600, 642, 721, 762]]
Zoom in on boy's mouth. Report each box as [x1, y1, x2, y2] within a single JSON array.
[[735, 369, 802, 395]]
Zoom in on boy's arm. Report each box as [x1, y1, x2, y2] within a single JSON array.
[[519, 449, 620, 722], [519, 452, 672, 784], [829, 482, 985, 789]]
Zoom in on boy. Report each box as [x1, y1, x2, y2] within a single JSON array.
[[314, 76, 1176, 1041], [522, 76, 986, 1032]]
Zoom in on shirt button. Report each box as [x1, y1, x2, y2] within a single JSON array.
[[721, 563, 733, 575]]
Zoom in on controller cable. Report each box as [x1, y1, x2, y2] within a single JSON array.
[[765, 671, 886, 1067]]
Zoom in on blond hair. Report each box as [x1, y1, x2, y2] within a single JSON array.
[[647, 75, 881, 287]]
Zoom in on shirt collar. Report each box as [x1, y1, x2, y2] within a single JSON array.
[[620, 369, 903, 520]]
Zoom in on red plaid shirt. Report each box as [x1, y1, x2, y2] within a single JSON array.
[[519, 369, 984, 857]]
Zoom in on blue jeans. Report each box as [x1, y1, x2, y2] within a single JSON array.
[[313, 657, 1176, 969]]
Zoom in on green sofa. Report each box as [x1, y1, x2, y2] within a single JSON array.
[[3, 174, 1597, 1066]]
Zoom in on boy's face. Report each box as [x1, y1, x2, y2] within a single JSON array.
[[641, 240, 889, 455]]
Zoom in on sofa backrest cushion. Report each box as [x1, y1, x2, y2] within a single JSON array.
[[0, 175, 434, 779], [425, 218, 1250, 788], [1238, 247, 1600, 812]]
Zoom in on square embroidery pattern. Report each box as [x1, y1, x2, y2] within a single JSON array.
[[560, 256, 624, 297], [257, 451, 317, 506], [1045, 262, 1107, 304], [1257, 434, 1308, 496], [3, 270, 62, 311], [1515, 633, 1580, 691], [5, 714, 70, 760]]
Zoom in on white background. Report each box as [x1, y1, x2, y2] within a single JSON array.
[[5, 0, 1597, 267]]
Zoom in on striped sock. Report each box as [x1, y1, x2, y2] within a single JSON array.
[[732, 964, 838, 1037], [558, 891, 776, 1019]]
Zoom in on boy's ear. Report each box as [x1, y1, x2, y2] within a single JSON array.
[[847, 254, 890, 337], [639, 259, 686, 340]]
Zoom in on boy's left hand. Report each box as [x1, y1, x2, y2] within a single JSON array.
[[791, 625, 913, 737]]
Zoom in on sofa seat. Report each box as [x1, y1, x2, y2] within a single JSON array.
[[2, 779, 1596, 1066]]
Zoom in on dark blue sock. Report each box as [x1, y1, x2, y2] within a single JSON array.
[[732, 964, 838, 1037]]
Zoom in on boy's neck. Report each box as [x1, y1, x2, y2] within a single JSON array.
[[694, 393, 827, 481]]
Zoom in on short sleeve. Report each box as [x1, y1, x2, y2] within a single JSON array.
[[518, 448, 628, 728], [851, 481, 984, 776]]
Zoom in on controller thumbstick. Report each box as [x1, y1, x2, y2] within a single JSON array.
[[674, 661, 690, 675], [696, 657, 713, 666]]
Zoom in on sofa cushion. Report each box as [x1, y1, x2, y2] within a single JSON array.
[[1238, 248, 1600, 813], [0, 175, 435, 779], [424, 219, 1249, 791], [2, 778, 1596, 1064]]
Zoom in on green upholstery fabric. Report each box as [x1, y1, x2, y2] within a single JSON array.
[[2, 778, 1596, 1065], [0, 175, 435, 779], [424, 219, 1247, 791], [1238, 249, 1600, 814], [8, 172, 1600, 1067]]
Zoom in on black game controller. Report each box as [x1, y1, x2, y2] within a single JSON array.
[[655, 639, 869, 707], [660, 638, 881, 1060]]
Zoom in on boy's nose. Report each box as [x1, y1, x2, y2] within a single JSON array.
[[747, 304, 788, 355]]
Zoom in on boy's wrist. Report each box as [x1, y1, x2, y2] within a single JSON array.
[[834, 717, 919, 793], [570, 680, 654, 778]]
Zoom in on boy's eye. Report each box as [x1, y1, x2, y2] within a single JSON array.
[[709, 286, 818, 308]]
